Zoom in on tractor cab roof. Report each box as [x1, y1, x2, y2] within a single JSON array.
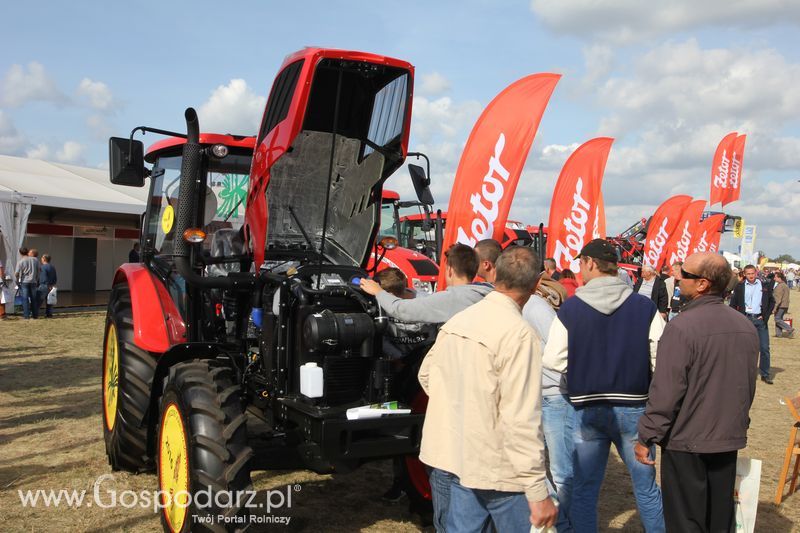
[[144, 134, 255, 163]]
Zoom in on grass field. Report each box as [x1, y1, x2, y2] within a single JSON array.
[[1, 307, 799, 532]]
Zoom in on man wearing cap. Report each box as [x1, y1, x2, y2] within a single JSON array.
[[543, 239, 666, 532]]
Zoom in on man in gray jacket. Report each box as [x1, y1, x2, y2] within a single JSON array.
[[636, 252, 759, 532], [15, 247, 40, 319], [360, 243, 492, 325]]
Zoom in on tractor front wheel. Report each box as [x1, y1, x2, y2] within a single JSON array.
[[157, 359, 253, 533], [102, 283, 155, 472]]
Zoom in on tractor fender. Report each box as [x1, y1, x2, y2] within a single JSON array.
[[113, 264, 187, 353], [145, 342, 237, 457]]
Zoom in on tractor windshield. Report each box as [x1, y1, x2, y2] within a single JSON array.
[[265, 60, 411, 266], [146, 153, 251, 258]]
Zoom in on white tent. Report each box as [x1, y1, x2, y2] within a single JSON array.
[[0, 155, 147, 310]]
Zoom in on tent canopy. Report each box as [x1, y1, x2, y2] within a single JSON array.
[[0, 155, 147, 215]]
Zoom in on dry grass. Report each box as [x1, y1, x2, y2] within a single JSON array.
[[1, 306, 799, 532]]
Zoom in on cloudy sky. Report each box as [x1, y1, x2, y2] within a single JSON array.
[[2, 1, 799, 258]]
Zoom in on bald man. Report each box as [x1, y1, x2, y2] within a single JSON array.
[[636, 252, 759, 532]]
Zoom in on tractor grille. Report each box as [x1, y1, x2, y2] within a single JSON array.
[[409, 259, 439, 276], [323, 356, 370, 405]]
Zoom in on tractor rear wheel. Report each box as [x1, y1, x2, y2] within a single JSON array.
[[157, 359, 253, 533], [102, 283, 156, 472]]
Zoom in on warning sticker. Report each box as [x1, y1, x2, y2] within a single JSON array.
[[162, 205, 175, 234]]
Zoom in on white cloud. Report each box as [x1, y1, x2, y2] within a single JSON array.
[[86, 114, 113, 141], [1, 62, 67, 108], [25, 143, 50, 160], [530, 0, 800, 44], [76, 78, 116, 111], [0, 110, 27, 154], [55, 141, 85, 164], [418, 72, 451, 96], [197, 79, 265, 136]]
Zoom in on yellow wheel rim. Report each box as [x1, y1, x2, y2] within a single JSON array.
[[102, 323, 119, 431], [160, 402, 190, 533]]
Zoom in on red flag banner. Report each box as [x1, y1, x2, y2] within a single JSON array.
[[546, 137, 614, 272], [722, 134, 746, 207], [709, 132, 737, 206], [592, 191, 606, 240], [437, 73, 560, 288], [642, 195, 692, 271], [663, 199, 707, 266], [689, 213, 726, 254]]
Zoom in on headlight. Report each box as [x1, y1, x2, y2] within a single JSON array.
[[412, 278, 434, 296]]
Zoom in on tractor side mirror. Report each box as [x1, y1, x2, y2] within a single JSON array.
[[408, 164, 435, 206], [109, 137, 146, 187]]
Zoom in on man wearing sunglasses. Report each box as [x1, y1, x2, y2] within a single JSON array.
[[636, 252, 759, 532], [729, 264, 776, 384]]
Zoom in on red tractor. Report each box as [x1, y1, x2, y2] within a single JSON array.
[[394, 211, 537, 261], [366, 189, 439, 295], [102, 48, 433, 531]]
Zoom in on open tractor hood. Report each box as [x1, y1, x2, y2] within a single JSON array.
[[249, 49, 414, 267]]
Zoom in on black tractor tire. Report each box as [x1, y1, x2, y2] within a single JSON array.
[[102, 282, 156, 472], [157, 359, 253, 533]]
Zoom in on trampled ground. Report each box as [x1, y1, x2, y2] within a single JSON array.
[[1, 307, 798, 532]]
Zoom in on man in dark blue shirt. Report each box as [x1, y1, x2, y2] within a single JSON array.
[[39, 254, 58, 318]]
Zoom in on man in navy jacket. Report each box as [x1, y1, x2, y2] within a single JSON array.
[[544, 239, 666, 533]]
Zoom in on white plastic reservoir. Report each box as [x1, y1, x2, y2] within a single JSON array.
[[300, 362, 324, 398]]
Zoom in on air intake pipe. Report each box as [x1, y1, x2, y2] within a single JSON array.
[[174, 108, 249, 290]]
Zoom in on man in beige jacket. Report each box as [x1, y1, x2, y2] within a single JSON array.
[[419, 246, 557, 531]]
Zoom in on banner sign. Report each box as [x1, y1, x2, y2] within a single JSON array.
[[642, 195, 692, 270], [663, 199, 707, 265], [546, 137, 614, 273], [438, 73, 560, 288], [690, 213, 726, 254], [740, 225, 757, 262], [709, 132, 738, 206], [723, 134, 746, 207]]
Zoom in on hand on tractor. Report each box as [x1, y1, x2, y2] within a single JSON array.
[[360, 278, 384, 296]]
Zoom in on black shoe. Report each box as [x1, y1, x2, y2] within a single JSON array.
[[761, 376, 774, 385], [381, 484, 406, 503]]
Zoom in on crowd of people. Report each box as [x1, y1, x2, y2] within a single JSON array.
[[0, 247, 58, 320], [359, 239, 791, 532]]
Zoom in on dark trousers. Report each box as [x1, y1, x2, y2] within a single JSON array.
[[661, 448, 737, 533], [747, 315, 771, 379]]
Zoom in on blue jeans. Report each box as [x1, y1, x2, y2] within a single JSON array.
[[571, 405, 664, 533], [430, 467, 456, 532], [447, 477, 530, 533], [20, 282, 39, 319], [748, 315, 771, 378], [542, 394, 576, 532]]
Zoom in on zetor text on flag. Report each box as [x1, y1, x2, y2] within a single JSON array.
[[722, 134, 746, 207], [642, 195, 692, 271], [437, 73, 560, 289], [690, 213, 726, 254], [662, 199, 707, 267], [546, 137, 614, 273], [709, 132, 737, 206]]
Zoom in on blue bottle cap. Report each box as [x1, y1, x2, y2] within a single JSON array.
[[351, 277, 361, 285]]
